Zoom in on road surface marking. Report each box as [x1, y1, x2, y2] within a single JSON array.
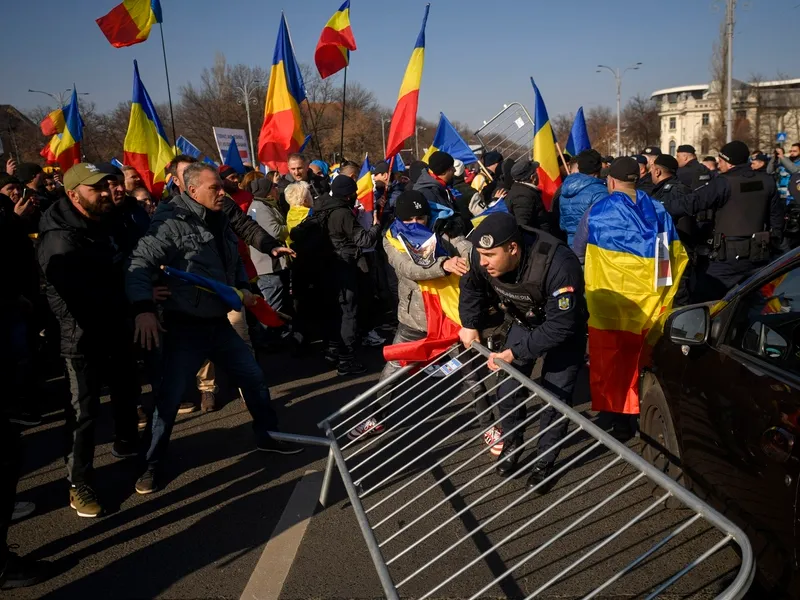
[[240, 469, 322, 600]]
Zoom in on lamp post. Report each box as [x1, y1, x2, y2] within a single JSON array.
[[725, 0, 736, 143], [415, 125, 427, 159], [381, 117, 391, 157], [29, 88, 89, 108], [596, 63, 642, 155], [234, 79, 260, 165]]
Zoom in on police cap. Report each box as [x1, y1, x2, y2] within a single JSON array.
[[654, 154, 679, 173], [677, 144, 696, 154], [470, 212, 520, 250], [608, 157, 640, 183], [642, 146, 661, 156], [631, 154, 648, 165]]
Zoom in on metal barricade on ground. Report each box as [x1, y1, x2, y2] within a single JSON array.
[[475, 103, 535, 162], [274, 343, 755, 599]]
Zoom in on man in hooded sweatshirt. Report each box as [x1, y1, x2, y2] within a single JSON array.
[[413, 151, 467, 237], [558, 150, 608, 247]]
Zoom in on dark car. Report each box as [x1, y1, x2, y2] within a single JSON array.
[[640, 248, 800, 595]]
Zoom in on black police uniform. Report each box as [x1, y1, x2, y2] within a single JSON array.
[[676, 158, 712, 190], [459, 227, 587, 484], [636, 172, 655, 195], [689, 164, 784, 301]]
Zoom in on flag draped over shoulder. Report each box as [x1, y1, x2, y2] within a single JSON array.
[[384, 5, 429, 158], [40, 89, 83, 173], [162, 267, 284, 328], [96, 0, 162, 48], [258, 14, 307, 174], [383, 221, 462, 364], [123, 60, 173, 197], [585, 190, 688, 415], [356, 154, 374, 211], [315, 0, 357, 79], [422, 113, 478, 165], [566, 107, 590, 156], [530, 78, 562, 210]]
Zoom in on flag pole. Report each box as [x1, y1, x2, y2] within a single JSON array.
[[339, 66, 347, 163], [158, 22, 177, 149]]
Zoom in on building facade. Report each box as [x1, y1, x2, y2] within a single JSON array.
[[651, 79, 800, 156]]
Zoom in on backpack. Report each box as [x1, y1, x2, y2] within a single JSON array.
[[289, 208, 336, 265]]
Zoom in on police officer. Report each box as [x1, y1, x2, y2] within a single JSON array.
[[458, 212, 587, 492], [676, 145, 712, 190], [633, 155, 654, 194], [688, 141, 784, 302]]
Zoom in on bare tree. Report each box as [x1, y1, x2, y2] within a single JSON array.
[[585, 106, 616, 156], [551, 113, 574, 149], [621, 94, 660, 151]]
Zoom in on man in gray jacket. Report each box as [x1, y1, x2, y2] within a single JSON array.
[[126, 163, 301, 494]]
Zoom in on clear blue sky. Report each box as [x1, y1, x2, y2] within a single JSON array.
[[1, 0, 796, 130]]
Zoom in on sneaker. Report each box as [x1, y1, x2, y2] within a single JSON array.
[[338, 361, 367, 376], [0, 550, 49, 590], [111, 439, 138, 459], [69, 484, 102, 518], [11, 502, 35, 522], [362, 330, 386, 347], [7, 411, 42, 427], [483, 426, 505, 457], [323, 347, 340, 364], [137, 406, 148, 431], [347, 418, 385, 441], [256, 437, 304, 455], [526, 461, 556, 494], [200, 391, 217, 412], [135, 467, 158, 495], [495, 439, 521, 477], [178, 402, 197, 415]]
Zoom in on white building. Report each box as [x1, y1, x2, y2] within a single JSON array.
[[651, 79, 800, 157]]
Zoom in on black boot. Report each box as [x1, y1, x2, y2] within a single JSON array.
[[495, 438, 521, 476], [526, 461, 556, 494], [0, 549, 49, 590]]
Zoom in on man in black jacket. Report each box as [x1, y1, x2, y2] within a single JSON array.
[[37, 163, 142, 519], [676, 144, 712, 190], [319, 175, 381, 375], [505, 160, 549, 231]]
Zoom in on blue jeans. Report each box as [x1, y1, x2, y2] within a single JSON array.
[[257, 271, 290, 314], [146, 317, 278, 465]]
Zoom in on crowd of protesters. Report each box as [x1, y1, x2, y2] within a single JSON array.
[[0, 134, 793, 588]]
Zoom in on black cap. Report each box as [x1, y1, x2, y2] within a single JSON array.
[[752, 152, 769, 163], [409, 160, 428, 183], [17, 163, 43, 184], [577, 149, 602, 175], [394, 190, 431, 221], [470, 212, 520, 249], [719, 140, 750, 166], [372, 161, 390, 175], [428, 151, 455, 176], [642, 147, 661, 156], [96, 162, 123, 177], [654, 154, 679, 173], [510, 159, 539, 181], [632, 155, 647, 165], [483, 151, 503, 167], [0, 174, 21, 189], [677, 144, 696, 154], [331, 175, 358, 198], [702, 156, 717, 163], [608, 157, 640, 183]]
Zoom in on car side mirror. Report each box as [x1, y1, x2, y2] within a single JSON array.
[[667, 306, 710, 346]]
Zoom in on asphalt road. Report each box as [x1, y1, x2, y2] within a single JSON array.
[[8, 327, 749, 599]]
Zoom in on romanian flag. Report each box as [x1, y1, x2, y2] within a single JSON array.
[[471, 198, 509, 228], [314, 0, 357, 79], [40, 107, 66, 137], [161, 266, 284, 328], [39, 89, 83, 174], [530, 79, 562, 210], [258, 14, 307, 174], [383, 220, 462, 364], [566, 107, 591, 156], [384, 5, 429, 158], [96, 0, 162, 48], [356, 154, 374, 211], [421, 112, 479, 165], [585, 190, 688, 415], [123, 60, 174, 197]]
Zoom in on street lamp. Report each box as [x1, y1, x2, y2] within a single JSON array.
[[381, 117, 391, 157], [234, 79, 260, 165], [596, 62, 642, 155], [29, 88, 89, 108], [415, 125, 427, 159]]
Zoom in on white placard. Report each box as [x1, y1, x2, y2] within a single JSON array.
[[212, 127, 252, 165]]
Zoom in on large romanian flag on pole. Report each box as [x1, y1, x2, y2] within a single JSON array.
[[96, 0, 162, 48], [530, 78, 562, 210], [258, 13, 307, 174], [314, 0, 357, 79], [421, 112, 479, 165], [384, 4, 430, 158], [356, 154, 374, 211], [39, 89, 83, 173], [585, 190, 688, 415], [123, 60, 174, 197]]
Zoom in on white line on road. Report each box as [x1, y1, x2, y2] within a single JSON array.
[[240, 470, 322, 600]]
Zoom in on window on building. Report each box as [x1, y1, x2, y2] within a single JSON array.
[[667, 93, 678, 104], [669, 140, 676, 156], [702, 113, 709, 126], [669, 117, 676, 130], [701, 137, 710, 155]]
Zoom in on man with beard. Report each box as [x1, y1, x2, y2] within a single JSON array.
[[37, 164, 141, 518]]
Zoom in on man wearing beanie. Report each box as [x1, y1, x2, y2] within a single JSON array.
[[505, 159, 549, 231], [671, 140, 784, 301], [559, 149, 607, 246], [345, 190, 472, 440], [315, 174, 381, 375], [413, 150, 467, 236]]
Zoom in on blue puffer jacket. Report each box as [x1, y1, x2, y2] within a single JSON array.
[[559, 173, 608, 245]]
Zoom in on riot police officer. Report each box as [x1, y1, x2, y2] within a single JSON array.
[[690, 141, 784, 301], [458, 212, 587, 493], [676, 144, 713, 190]]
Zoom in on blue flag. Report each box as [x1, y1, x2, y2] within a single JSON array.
[[110, 157, 124, 169], [176, 135, 202, 159], [471, 198, 509, 228], [162, 266, 243, 311], [566, 107, 591, 156], [391, 153, 406, 173], [224, 136, 246, 174], [299, 134, 312, 153], [203, 156, 218, 166], [423, 113, 478, 165]]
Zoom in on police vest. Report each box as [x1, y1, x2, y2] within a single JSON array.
[[488, 229, 563, 315], [714, 171, 770, 238]]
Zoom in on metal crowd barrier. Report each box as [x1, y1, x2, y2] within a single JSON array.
[[272, 343, 755, 599], [475, 102, 535, 162]]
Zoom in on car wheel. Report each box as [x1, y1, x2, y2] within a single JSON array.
[[639, 374, 695, 508]]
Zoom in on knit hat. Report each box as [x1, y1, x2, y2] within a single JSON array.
[[453, 159, 465, 178], [394, 190, 431, 221], [17, 163, 43, 185], [249, 177, 273, 198], [510, 159, 539, 182], [577, 149, 602, 175], [428, 151, 454, 176], [331, 174, 358, 198], [0, 174, 21, 189], [218, 165, 237, 179], [483, 151, 503, 168], [719, 141, 750, 166], [409, 160, 428, 183]]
